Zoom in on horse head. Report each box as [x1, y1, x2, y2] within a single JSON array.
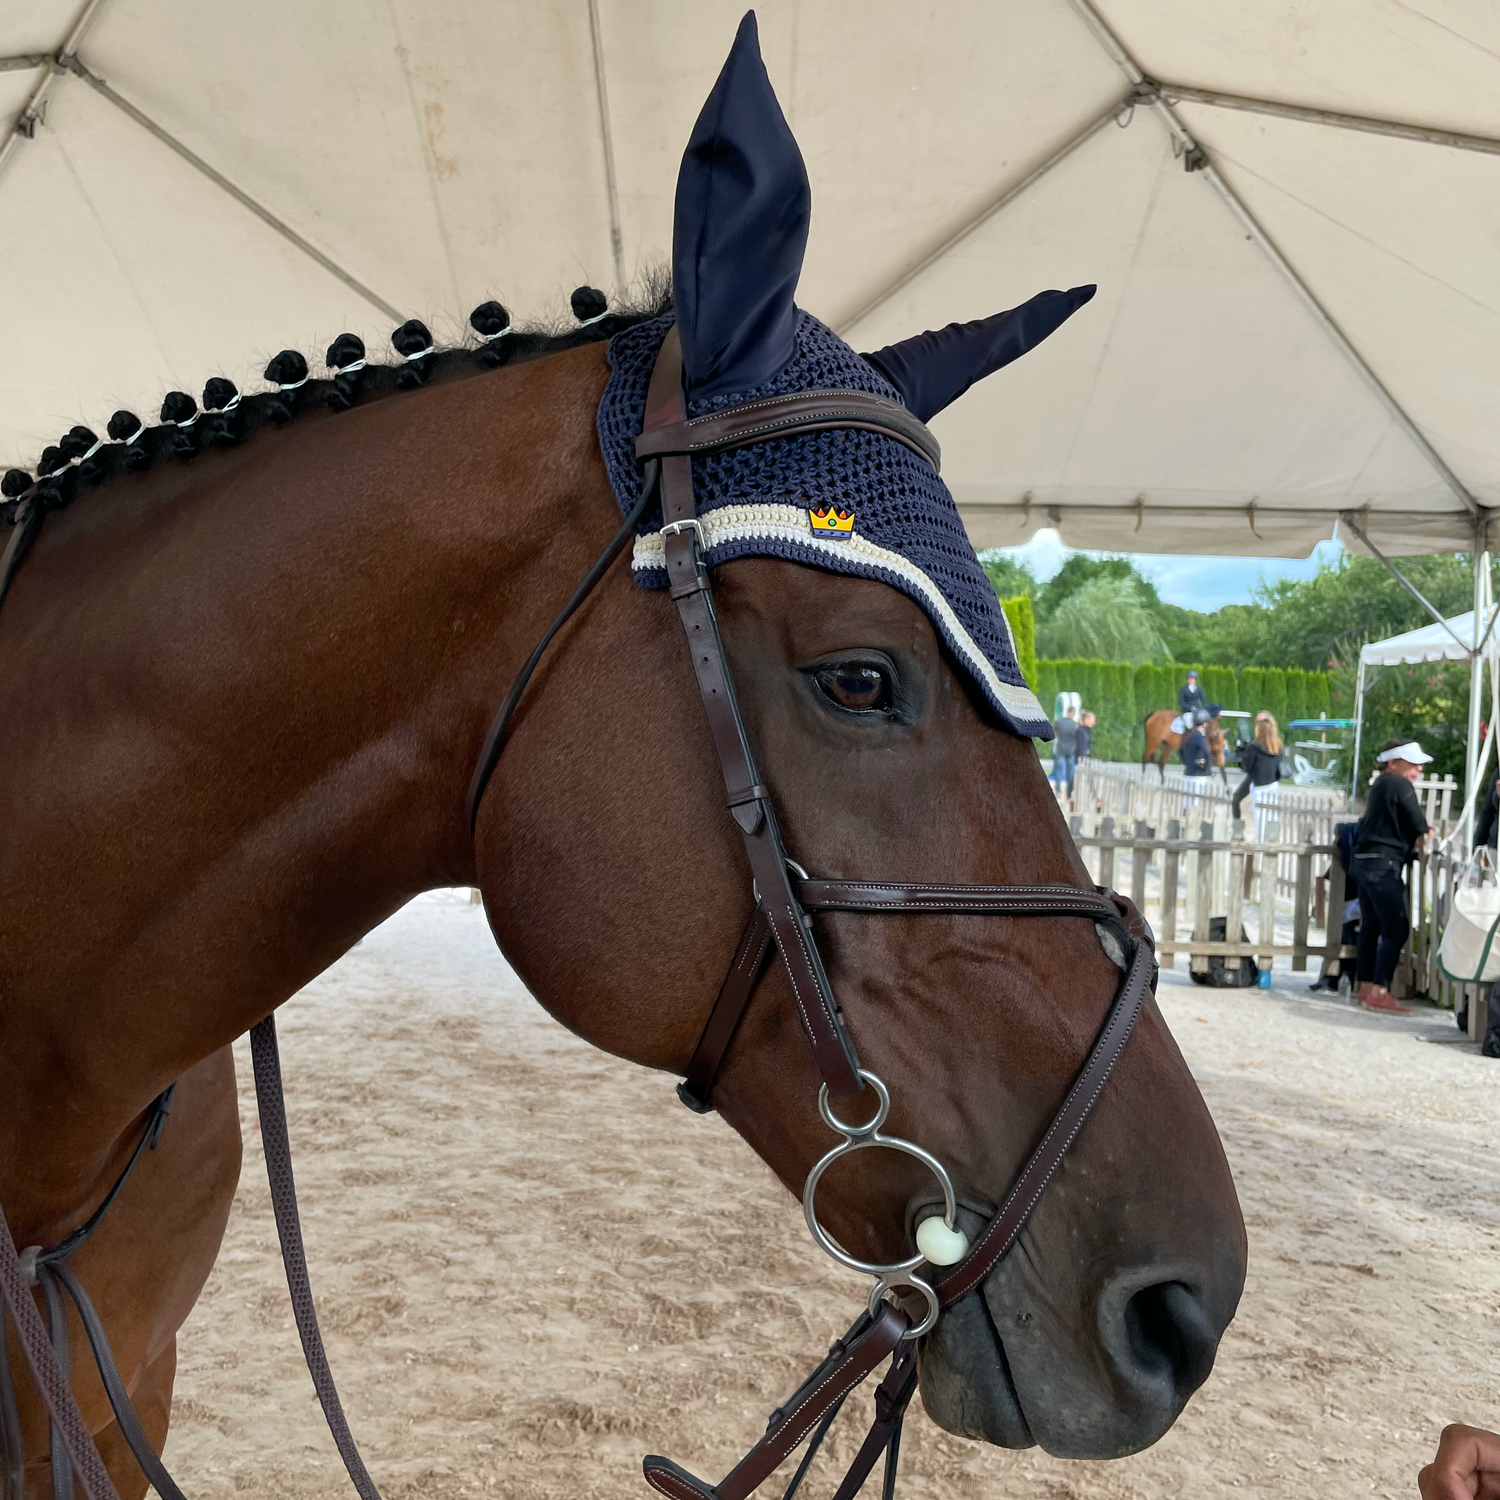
[[475, 11, 1244, 1465], [1206, 714, 1228, 767]]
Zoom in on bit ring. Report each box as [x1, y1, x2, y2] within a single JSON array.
[[802, 1069, 961, 1339]]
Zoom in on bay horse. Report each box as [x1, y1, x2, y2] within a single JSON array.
[[1142, 709, 1228, 776], [0, 13, 1246, 1498]]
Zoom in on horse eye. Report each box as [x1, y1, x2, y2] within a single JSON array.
[[814, 662, 892, 714]]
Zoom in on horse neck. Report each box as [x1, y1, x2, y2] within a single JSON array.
[[0, 343, 617, 1154]]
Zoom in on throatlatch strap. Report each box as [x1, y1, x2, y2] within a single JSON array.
[[643, 328, 863, 1099]]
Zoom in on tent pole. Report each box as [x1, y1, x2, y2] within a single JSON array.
[[1341, 515, 1473, 651], [64, 59, 404, 323], [1064, 0, 1482, 527], [1351, 661, 1366, 806], [0, 0, 114, 184], [1466, 552, 1491, 841], [835, 93, 1129, 335], [586, 0, 627, 293], [1157, 85, 1500, 158]]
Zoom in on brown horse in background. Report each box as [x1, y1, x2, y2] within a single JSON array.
[[1142, 710, 1228, 775]]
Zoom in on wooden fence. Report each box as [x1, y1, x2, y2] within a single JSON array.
[[1066, 800, 1490, 1025], [1069, 813, 1346, 973], [1070, 760, 1459, 842], [1071, 760, 1350, 850]]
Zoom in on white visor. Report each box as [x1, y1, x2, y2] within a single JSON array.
[[1377, 741, 1433, 765]]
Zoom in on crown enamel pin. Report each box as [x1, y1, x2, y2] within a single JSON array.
[[809, 504, 855, 537]]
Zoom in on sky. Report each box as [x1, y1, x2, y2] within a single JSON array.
[[986, 531, 1345, 612]]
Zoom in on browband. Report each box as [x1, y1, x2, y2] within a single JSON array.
[[634, 385, 941, 472]]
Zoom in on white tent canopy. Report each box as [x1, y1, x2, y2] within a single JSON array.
[[4, 0, 1499, 558], [1360, 610, 1500, 668], [1353, 594, 1499, 812]]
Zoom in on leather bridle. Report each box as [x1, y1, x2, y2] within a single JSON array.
[[469, 327, 1158, 1500], [0, 325, 1155, 1500]]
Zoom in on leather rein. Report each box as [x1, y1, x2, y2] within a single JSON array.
[[0, 326, 1155, 1500]]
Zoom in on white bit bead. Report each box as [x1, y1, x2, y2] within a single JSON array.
[[916, 1217, 969, 1266]]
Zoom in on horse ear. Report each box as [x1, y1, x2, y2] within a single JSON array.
[[861, 286, 1096, 422], [673, 10, 810, 403]]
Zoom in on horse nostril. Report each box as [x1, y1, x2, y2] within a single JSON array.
[[1122, 1281, 1219, 1397]]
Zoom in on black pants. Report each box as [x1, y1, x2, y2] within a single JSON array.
[[1353, 851, 1409, 987]]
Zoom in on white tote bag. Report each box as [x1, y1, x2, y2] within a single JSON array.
[[1438, 855, 1500, 983]]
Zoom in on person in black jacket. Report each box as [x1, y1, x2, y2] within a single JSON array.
[[1353, 737, 1433, 1013], [1232, 712, 1284, 835], [1180, 719, 1212, 777], [1075, 711, 1094, 762]]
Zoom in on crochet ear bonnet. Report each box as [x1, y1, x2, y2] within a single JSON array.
[[595, 12, 1093, 740]]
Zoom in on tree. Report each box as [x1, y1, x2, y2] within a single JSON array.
[[1036, 577, 1170, 666], [1207, 554, 1479, 671], [1034, 555, 1158, 624], [981, 555, 1037, 602]]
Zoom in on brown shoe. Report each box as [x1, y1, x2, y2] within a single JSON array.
[[1359, 984, 1411, 1014]]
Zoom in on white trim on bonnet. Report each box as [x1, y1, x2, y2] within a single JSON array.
[[632, 502, 1047, 727]]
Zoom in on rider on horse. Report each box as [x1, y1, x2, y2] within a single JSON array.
[[1178, 670, 1207, 721]]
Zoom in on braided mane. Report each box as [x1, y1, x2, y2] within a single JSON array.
[[1, 275, 672, 523]]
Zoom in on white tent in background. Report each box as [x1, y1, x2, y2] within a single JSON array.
[[1359, 612, 1498, 669], [2, 0, 1499, 566], [1354, 592, 1499, 825]]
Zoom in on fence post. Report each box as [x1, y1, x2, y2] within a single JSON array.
[[1225, 824, 1245, 961], [1161, 819, 1181, 969], [1321, 855, 1346, 981], [1131, 819, 1149, 914], [1293, 850, 1312, 971], [1258, 836, 1277, 975], [1191, 820, 1213, 976], [1098, 816, 1116, 891]]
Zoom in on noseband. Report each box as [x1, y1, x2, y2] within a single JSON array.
[[469, 328, 1157, 1500]]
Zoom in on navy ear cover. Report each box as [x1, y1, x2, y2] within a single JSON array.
[[672, 11, 810, 404], [862, 286, 1097, 421]]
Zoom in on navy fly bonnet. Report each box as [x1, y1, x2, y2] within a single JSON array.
[[595, 10, 1094, 741]]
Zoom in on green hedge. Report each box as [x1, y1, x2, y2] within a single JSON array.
[[999, 595, 1038, 692], [1202, 666, 1238, 711], [1037, 658, 1333, 760]]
